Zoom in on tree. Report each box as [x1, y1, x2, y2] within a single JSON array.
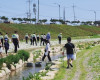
[[50, 18, 58, 24], [42, 19, 47, 24], [1, 16, 8, 20], [17, 18, 23, 22], [31, 18, 36, 23], [12, 18, 17, 22]]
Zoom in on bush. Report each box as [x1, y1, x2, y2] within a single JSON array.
[[18, 50, 30, 61]]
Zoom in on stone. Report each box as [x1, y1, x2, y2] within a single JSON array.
[[0, 73, 3, 78], [2, 63, 6, 67], [2, 67, 11, 74], [27, 63, 33, 67], [10, 64, 16, 71], [0, 70, 6, 76]]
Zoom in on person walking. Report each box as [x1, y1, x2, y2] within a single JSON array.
[[43, 34, 46, 46], [0, 32, 4, 47], [16, 32, 19, 48], [12, 31, 19, 53], [25, 33, 29, 44], [42, 40, 52, 62], [40, 34, 43, 46], [30, 34, 33, 45], [58, 33, 62, 44], [4, 33, 9, 42], [37, 34, 40, 43], [32, 33, 37, 46], [63, 37, 75, 69], [46, 32, 51, 44], [4, 39, 9, 56], [0, 40, 3, 58]]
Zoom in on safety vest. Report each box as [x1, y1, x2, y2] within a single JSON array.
[[58, 34, 62, 38], [33, 34, 36, 38], [25, 35, 28, 37], [0, 35, 3, 39], [12, 34, 17, 38], [4, 35, 8, 38]]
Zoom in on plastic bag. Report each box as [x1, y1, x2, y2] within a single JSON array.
[[73, 53, 76, 60]]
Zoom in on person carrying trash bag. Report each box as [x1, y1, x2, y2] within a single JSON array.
[[12, 31, 19, 53], [58, 33, 62, 44], [63, 37, 75, 69], [25, 33, 29, 44], [42, 40, 52, 62]]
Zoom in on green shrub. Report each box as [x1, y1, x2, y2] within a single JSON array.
[[18, 50, 30, 61], [0, 58, 4, 69]]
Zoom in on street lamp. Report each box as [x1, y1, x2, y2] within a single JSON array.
[[54, 3, 61, 20]]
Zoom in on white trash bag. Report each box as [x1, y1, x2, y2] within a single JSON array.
[[73, 53, 76, 60]]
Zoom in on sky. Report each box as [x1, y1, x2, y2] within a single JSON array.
[[0, 0, 100, 22]]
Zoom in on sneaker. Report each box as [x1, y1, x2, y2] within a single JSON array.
[[70, 63, 73, 67], [66, 66, 69, 69]]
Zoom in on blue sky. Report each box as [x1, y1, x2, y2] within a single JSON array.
[[0, 0, 100, 22]]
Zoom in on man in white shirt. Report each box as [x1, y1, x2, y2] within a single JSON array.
[[42, 40, 51, 61], [43, 34, 46, 46]]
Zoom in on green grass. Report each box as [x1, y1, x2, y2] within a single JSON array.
[[88, 46, 100, 80], [52, 62, 67, 80], [53, 45, 100, 80], [0, 24, 100, 40]]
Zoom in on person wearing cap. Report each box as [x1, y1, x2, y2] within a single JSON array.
[[46, 32, 51, 44], [12, 31, 19, 53], [58, 33, 62, 44], [42, 40, 51, 62], [0, 32, 4, 46], [32, 33, 37, 46], [4, 39, 9, 56], [25, 33, 29, 44]]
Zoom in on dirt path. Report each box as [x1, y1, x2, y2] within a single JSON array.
[[2, 38, 100, 53]]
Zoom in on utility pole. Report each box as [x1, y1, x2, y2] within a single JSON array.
[[72, 4, 76, 21], [94, 11, 96, 26], [59, 5, 61, 20], [37, 0, 39, 23], [63, 7, 65, 22], [54, 3, 61, 20], [94, 11, 96, 22], [27, 0, 31, 23]]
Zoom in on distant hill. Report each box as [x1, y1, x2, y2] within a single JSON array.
[[0, 23, 100, 40]]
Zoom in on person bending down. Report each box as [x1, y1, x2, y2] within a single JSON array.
[[42, 40, 51, 62], [63, 37, 75, 69]]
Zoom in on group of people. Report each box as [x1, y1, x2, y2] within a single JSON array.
[[0, 31, 74, 69], [25, 32, 51, 46], [0, 32, 9, 57]]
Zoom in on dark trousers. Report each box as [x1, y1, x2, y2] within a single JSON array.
[[58, 37, 61, 44], [25, 37, 28, 44], [37, 37, 39, 42], [42, 52, 51, 61], [33, 38, 37, 46], [12, 38, 18, 53], [1, 39, 3, 46], [40, 38, 43, 46], [43, 39, 46, 46], [30, 39, 32, 45], [5, 48, 8, 54]]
